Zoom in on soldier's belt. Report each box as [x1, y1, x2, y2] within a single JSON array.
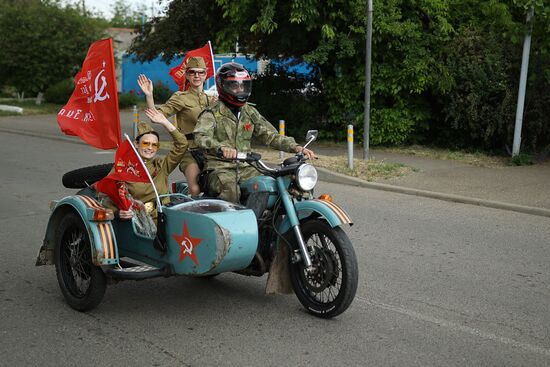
[[144, 201, 156, 215]]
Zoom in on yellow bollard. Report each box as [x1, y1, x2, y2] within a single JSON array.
[[347, 124, 354, 169], [132, 105, 139, 139], [279, 120, 285, 159]]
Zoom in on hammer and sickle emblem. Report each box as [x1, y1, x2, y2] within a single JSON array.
[[181, 238, 193, 255], [93, 69, 110, 102]]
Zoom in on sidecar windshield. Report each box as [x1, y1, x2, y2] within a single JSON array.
[[167, 199, 247, 214]]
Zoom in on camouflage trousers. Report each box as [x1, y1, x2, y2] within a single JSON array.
[[208, 166, 259, 203]]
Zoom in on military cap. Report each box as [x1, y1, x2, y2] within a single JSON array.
[[135, 121, 159, 141], [186, 56, 207, 70]]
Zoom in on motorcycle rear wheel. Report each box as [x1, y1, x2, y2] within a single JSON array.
[[288, 219, 358, 318]]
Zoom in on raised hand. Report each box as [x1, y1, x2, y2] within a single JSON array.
[[144, 108, 169, 125], [137, 74, 153, 96]]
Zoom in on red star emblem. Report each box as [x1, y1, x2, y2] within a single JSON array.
[[171, 222, 203, 264], [244, 122, 252, 132]]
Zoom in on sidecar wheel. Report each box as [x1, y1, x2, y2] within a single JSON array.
[[288, 220, 358, 318], [54, 213, 106, 311]]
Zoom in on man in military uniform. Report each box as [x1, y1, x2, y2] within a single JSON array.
[[194, 62, 316, 203], [138, 57, 213, 196]]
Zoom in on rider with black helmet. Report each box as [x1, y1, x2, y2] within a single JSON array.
[[194, 62, 316, 203], [216, 62, 252, 108]]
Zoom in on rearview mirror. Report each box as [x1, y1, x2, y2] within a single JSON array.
[[305, 130, 318, 142]]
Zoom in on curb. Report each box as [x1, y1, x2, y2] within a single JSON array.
[[2, 127, 549, 218], [316, 167, 550, 218]]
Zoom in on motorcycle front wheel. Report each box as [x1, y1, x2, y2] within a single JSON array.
[[288, 219, 358, 318]]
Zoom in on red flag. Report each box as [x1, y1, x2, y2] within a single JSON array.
[[169, 41, 215, 91], [57, 38, 121, 150], [95, 139, 150, 210], [95, 180, 133, 211]]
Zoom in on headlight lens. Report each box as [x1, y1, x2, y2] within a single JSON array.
[[296, 164, 318, 191]]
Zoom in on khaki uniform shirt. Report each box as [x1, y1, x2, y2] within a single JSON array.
[[194, 101, 298, 170], [157, 88, 211, 149], [126, 129, 188, 206]]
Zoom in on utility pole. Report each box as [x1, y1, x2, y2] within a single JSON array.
[[512, 7, 534, 156], [363, 0, 373, 160]]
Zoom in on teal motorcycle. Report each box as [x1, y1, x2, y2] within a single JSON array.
[[36, 130, 358, 318]]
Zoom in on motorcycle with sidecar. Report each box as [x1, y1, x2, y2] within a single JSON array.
[[36, 130, 358, 318]]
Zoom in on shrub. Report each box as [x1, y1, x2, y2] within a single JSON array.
[[434, 26, 516, 152], [153, 81, 173, 104], [510, 153, 533, 166], [44, 79, 74, 104], [250, 62, 326, 141], [369, 107, 417, 145], [118, 91, 140, 109], [0, 85, 16, 98]]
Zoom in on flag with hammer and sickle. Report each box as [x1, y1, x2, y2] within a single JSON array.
[[57, 38, 121, 150], [168, 41, 215, 91]]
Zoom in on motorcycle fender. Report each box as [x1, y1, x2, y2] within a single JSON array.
[[36, 195, 119, 267], [277, 199, 353, 233]]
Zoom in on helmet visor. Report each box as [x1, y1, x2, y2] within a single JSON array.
[[221, 78, 252, 97]]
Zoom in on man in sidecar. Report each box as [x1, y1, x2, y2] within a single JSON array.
[[193, 62, 316, 203]]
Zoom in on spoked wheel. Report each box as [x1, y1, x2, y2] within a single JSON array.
[[289, 219, 358, 318], [54, 213, 106, 311]]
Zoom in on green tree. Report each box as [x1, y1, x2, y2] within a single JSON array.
[[431, 0, 550, 153], [130, 0, 550, 151], [129, 0, 226, 63], [131, 0, 454, 144], [0, 0, 106, 97], [110, 0, 148, 28]]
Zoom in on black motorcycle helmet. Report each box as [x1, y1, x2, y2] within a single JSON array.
[[216, 62, 252, 107]]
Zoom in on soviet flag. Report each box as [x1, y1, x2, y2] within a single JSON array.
[[169, 41, 215, 91], [57, 38, 121, 150], [95, 138, 150, 210]]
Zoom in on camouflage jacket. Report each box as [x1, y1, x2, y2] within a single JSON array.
[[194, 101, 298, 170]]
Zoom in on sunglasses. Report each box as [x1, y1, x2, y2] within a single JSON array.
[[186, 69, 207, 76], [140, 141, 159, 149]]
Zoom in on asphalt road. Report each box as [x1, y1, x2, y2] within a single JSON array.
[[1, 131, 549, 366]]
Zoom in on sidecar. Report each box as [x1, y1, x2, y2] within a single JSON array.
[[36, 187, 259, 311]]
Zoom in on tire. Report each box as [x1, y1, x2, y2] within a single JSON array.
[[288, 219, 358, 318], [62, 163, 113, 189], [54, 212, 106, 311]]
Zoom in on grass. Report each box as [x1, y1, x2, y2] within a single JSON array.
[[0, 98, 62, 116], [0, 98, 145, 117], [373, 144, 508, 167], [248, 148, 414, 182], [157, 143, 412, 182]]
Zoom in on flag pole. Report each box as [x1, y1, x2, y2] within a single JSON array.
[[208, 40, 215, 73], [123, 133, 163, 213], [108, 38, 122, 146]]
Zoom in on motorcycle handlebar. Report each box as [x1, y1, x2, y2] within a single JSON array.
[[215, 148, 282, 174], [216, 148, 262, 163]]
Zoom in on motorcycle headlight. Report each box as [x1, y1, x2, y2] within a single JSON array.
[[296, 164, 318, 191]]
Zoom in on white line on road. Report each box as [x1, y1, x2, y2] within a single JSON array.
[[356, 296, 550, 358]]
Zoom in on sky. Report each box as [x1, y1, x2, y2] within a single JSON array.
[[63, 0, 165, 19]]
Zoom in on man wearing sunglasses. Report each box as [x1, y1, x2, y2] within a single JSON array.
[[194, 62, 316, 203], [138, 57, 214, 198]]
